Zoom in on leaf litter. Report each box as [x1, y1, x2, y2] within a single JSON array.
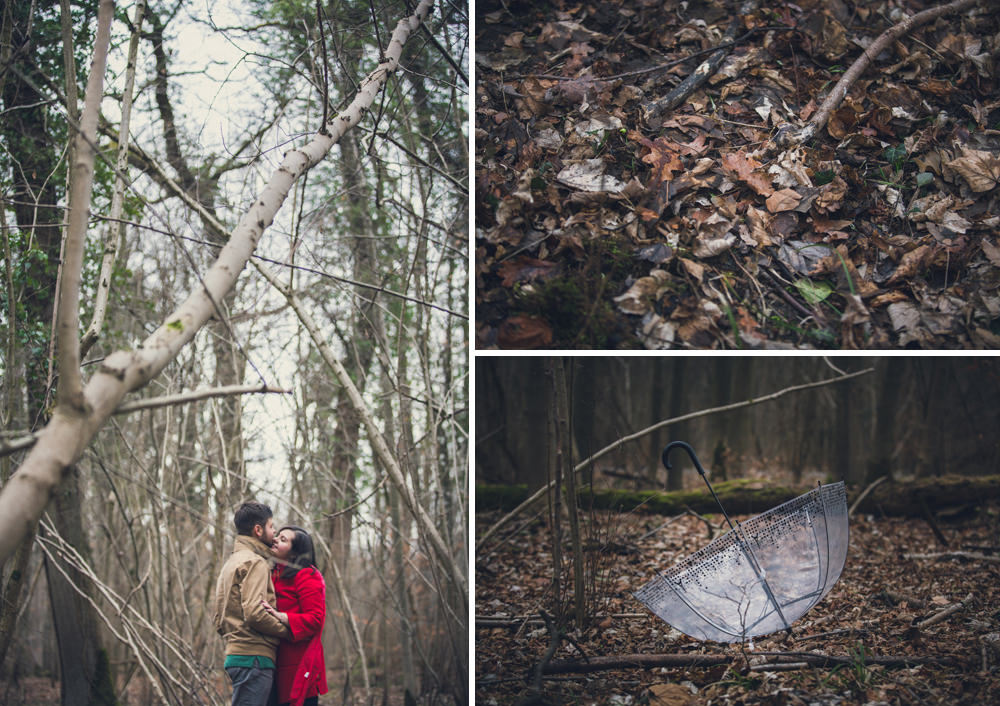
[[475, 0, 1000, 349], [475, 498, 1000, 705]]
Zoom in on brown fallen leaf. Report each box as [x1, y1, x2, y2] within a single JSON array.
[[720, 149, 774, 196], [946, 147, 1000, 192], [613, 269, 671, 315], [497, 257, 558, 288], [649, 682, 696, 706], [766, 188, 803, 213], [886, 245, 934, 286], [497, 315, 553, 348], [679, 257, 705, 281], [746, 206, 773, 246], [982, 239, 1000, 267]]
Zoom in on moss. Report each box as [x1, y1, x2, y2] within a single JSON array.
[[514, 237, 641, 348], [87, 648, 119, 706], [476, 483, 531, 512], [476, 479, 792, 517]]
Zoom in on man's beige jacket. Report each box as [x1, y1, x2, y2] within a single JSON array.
[[213, 534, 289, 660]]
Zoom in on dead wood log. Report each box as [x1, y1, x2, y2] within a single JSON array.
[[477, 474, 1000, 520], [542, 651, 960, 675], [774, 0, 984, 146]]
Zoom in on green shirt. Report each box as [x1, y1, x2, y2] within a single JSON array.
[[224, 654, 275, 670]]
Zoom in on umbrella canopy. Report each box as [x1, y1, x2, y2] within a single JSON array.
[[635, 456, 848, 643]]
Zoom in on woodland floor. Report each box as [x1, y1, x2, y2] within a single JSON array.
[[475, 497, 1000, 705], [475, 0, 1000, 349]]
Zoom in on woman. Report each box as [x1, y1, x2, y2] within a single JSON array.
[[262, 525, 328, 706]]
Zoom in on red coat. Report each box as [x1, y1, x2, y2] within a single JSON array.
[[272, 566, 328, 706]]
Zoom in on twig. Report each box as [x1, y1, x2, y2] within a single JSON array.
[[683, 505, 719, 538], [794, 627, 869, 642], [775, 0, 983, 146], [518, 611, 561, 706], [760, 265, 826, 324], [916, 592, 975, 629], [849, 475, 888, 517], [541, 651, 959, 674], [477, 366, 873, 551], [112, 383, 290, 414], [904, 551, 1000, 564], [641, 10, 748, 126]]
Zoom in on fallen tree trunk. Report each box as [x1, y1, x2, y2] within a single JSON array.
[[476, 474, 1000, 519], [542, 651, 961, 675]]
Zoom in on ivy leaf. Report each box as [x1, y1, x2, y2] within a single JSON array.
[[794, 279, 833, 304]]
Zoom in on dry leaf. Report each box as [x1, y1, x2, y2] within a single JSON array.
[[982, 239, 1000, 267], [614, 269, 671, 315], [556, 160, 626, 193], [946, 148, 1000, 192], [680, 257, 705, 281], [497, 315, 553, 348], [639, 312, 676, 349], [720, 149, 774, 196], [766, 188, 803, 213], [649, 682, 696, 706], [693, 231, 737, 258], [746, 206, 773, 246], [887, 245, 934, 285]]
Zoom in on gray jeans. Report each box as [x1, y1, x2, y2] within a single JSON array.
[[225, 658, 274, 706]]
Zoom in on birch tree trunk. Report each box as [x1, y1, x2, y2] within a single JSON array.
[[0, 0, 436, 567]]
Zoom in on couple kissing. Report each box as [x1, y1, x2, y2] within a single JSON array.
[[213, 501, 328, 706]]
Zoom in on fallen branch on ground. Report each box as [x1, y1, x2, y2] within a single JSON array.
[[541, 651, 961, 675], [905, 551, 1000, 564], [774, 0, 983, 146], [640, 14, 744, 125], [917, 592, 975, 629], [477, 613, 646, 629]]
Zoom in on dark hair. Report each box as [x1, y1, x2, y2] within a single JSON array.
[[234, 502, 272, 536], [277, 525, 318, 579]]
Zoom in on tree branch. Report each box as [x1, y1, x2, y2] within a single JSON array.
[[56, 0, 114, 409], [81, 0, 147, 357], [476, 366, 874, 551], [254, 259, 468, 612], [774, 0, 983, 146], [112, 383, 290, 414], [0, 0, 436, 566]]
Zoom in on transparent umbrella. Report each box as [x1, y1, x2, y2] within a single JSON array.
[[634, 442, 849, 643]]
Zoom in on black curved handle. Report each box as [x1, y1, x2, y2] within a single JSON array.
[[662, 441, 708, 478]]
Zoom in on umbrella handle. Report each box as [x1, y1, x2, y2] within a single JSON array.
[[663, 441, 730, 527], [662, 441, 709, 478]]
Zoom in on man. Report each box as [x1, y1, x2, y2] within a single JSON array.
[[213, 501, 289, 706]]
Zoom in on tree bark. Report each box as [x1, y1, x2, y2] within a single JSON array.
[[43, 467, 117, 706]]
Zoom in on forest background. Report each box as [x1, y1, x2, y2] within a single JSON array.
[[475, 357, 1000, 705], [1, 0, 468, 704]]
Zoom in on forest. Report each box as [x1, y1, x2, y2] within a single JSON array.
[[475, 357, 1000, 705], [1, 0, 467, 705]]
